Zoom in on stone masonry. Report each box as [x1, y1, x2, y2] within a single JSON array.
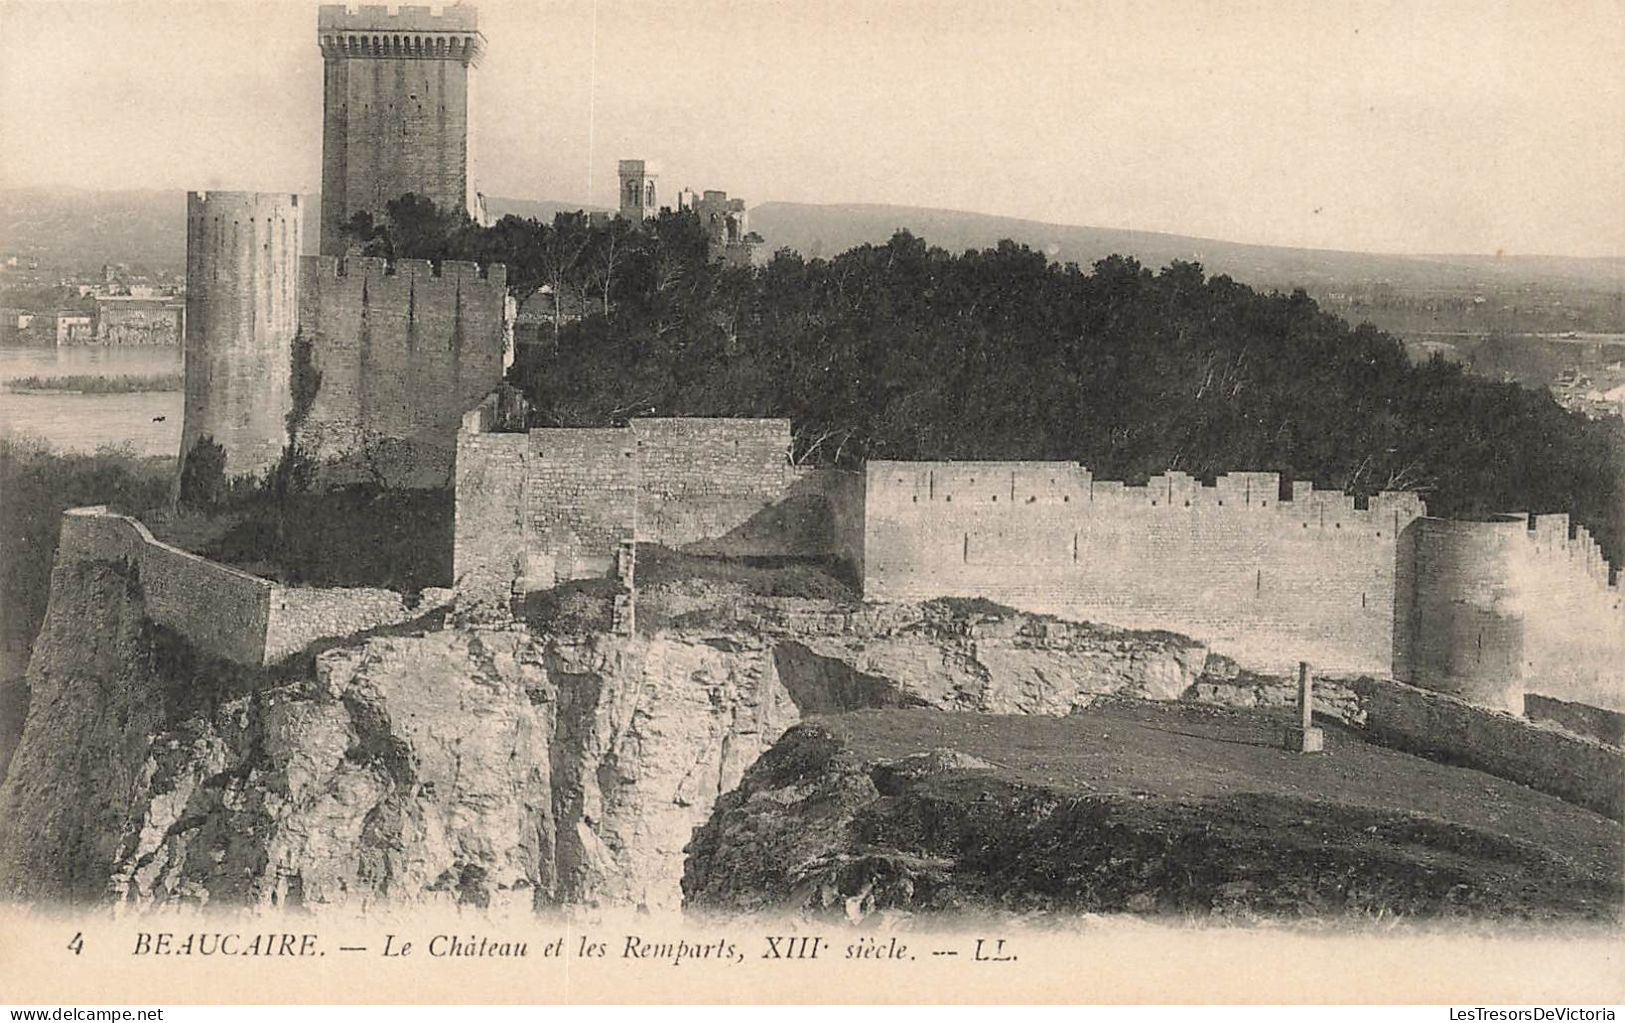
[[455, 425, 1623, 715], [295, 255, 510, 487], [317, 3, 485, 256]]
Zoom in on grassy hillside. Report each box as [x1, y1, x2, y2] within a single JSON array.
[[683, 703, 1624, 919]]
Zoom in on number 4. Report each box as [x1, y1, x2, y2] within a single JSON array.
[[67, 932, 83, 955]]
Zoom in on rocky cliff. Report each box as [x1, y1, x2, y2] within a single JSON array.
[[0, 553, 1210, 910]]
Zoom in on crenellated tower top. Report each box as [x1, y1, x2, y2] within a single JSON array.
[[317, 4, 485, 65]]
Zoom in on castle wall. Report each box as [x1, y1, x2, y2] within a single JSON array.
[[95, 298, 183, 346], [57, 508, 272, 666], [525, 428, 638, 583], [453, 397, 529, 598], [1201, 669, 1624, 820], [631, 418, 792, 549], [295, 255, 509, 488], [57, 508, 431, 668], [1525, 693, 1625, 746], [1393, 515, 1625, 714], [317, 7, 483, 255], [263, 586, 423, 664], [825, 467, 867, 583], [1518, 515, 1625, 711], [452, 412, 849, 597], [861, 462, 1426, 676], [1353, 675, 1624, 821], [181, 191, 304, 481]]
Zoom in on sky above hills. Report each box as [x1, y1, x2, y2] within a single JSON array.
[[1, 0, 1622, 258]]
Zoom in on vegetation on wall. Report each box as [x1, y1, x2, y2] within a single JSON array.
[[353, 198, 1625, 564]]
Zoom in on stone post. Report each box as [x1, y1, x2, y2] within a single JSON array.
[[1283, 660, 1326, 753]]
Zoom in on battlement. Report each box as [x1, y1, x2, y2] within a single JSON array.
[[319, 3, 479, 29], [865, 461, 1427, 533], [302, 254, 507, 288], [1529, 514, 1619, 589], [187, 190, 302, 215]]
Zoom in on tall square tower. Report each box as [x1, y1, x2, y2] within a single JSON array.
[[317, 3, 485, 256], [618, 160, 660, 221]]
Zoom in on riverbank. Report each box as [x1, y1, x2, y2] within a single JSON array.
[[4, 371, 182, 394]]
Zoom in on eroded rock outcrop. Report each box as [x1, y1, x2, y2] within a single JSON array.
[[0, 553, 1213, 911]]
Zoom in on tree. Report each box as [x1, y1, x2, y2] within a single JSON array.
[[177, 436, 228, 511]]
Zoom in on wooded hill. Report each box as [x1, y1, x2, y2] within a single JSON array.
[[350, 198, 1625, 564]]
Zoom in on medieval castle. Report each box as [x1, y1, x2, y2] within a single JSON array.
[[125, 3, 1620, 725]]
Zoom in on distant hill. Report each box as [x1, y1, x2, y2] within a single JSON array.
[[0, 188, 189, 271], [747, 201, 1625, 294], [3, 188, 1619, 332], [0, 190, 605, 271]]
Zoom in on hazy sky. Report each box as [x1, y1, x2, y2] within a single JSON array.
[[2, 0, 1622, 256]]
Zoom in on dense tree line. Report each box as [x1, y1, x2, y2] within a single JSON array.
[[356, 198, 1624, 563]]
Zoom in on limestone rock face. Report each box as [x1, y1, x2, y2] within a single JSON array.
[[0, 556, 1210, 911], [5, 625, 801, 912]]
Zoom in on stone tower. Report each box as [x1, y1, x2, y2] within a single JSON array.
[[1398, 516, 1529, 713], [180, 191, 304, 482], [317, 3, 485, 256], [618, 160, 660, 221]]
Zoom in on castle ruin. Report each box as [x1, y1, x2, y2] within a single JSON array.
[[617, 159, 660, 222], [170, 2, 1622, 727], [455, 403, 1625, 715], [180, 4, 508, 487], [676, 188, 759, 267], [619, 158, 760, 265]]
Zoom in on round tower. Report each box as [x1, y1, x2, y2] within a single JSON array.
[[1401, 515, 1528, 712], [180, 191, 304, 484]]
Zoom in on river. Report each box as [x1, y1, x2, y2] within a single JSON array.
[[0, 345, 182, 457]]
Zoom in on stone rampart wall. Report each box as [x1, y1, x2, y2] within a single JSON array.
[[1524, 693, 1625, 747], [1517, 515, 1625, 711], [454, 412, 837, 597], [56, 507, 427, 668], [57, 508, 272, 666], [525, 428, 637, 582], [453, 397, 529, 599], [631, 418, 792, 549], [296, 256, 509, 488], [1354, 676, 1623, 821], [1190, 670, 1624, 821], [862, 462, 1426, 676], [264, 586, 422, 663]]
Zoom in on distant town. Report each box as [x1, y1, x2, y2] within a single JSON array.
[[0, 257, 183, 347]]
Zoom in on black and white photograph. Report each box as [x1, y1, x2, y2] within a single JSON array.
[[0, 0, 1621, 1007]]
